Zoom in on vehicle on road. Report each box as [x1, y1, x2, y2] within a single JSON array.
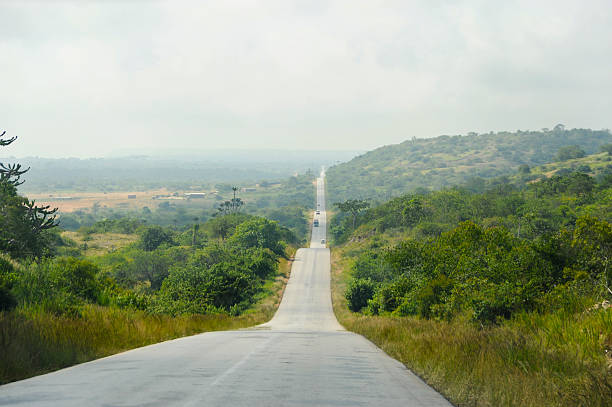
[[321, 239, 325, 244], [313, 219, 319, 227], [316, 210, 320, 215]]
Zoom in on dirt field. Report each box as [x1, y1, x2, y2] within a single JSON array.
[[28, 188, 216, 213]]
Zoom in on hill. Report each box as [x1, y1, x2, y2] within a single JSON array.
[[326, 126, 612, 203], [510, 151, 612, 183]]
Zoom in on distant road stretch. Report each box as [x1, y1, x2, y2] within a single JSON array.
[[0, 171, 452, 407]]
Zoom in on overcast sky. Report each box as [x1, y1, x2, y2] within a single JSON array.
[[1, 0, 611, 158]]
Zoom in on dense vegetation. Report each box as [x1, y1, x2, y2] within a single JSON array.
[[331, 150, 612, 405], [1, 131, 304, 383], [0, 133, 59, 259], [56, 172, 315, 243], [1, 213, 295, 383], [327, 126, 612, 203]]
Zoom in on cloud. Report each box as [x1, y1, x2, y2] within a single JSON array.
[[0, 0, 611, 157]]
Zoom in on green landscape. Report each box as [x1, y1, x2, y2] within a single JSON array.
[[0, 133, 304, 383], [327, 126, 612, 203], [328, 130, 612, 406], [2, 126, 612, 405], [4, 3, 612, 406]]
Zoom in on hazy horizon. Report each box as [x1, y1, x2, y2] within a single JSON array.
[[2, 1, 612, 158]]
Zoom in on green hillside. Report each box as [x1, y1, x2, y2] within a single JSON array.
[[327, 126, 612, 203], [510, 151, 612, 184]]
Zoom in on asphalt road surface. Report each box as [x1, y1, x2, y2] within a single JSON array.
[[0, 172, 452, 407]]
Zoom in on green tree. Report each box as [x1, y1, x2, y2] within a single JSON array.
[[334, 199, 370, 230], [129, 250, 171, 291], [518, 164, 530, 174], [139, 226, 173, 251], [600, 143, 612, 155], [555, 145, 585, 161], [228, 217, 286, 257], [345, 278, 375, 312], [0, 131, 58, 258]]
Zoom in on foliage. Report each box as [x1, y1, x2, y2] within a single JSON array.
[[228, 217, 286, 257], [345, 278, 375, 312], [555, 145, 586, 161], [326, 126, 612, 203], [601, 143, 612, 155], [332, 240, 612, 407], [334, 170, 612, 323], [334, 199, 370, 230], [0, 131, 59, 258], [138, 225, 174, 251]]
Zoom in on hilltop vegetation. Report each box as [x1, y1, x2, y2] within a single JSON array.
[[330, 164, 612, 405], [327, 126, 612, 203]]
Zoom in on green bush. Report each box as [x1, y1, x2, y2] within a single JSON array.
[[345, 279, 375, 312], [416, 274, 453, 319], [139, 226, 174, 251]]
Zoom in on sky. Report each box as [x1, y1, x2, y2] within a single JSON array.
[[1, 0, 611, 158]]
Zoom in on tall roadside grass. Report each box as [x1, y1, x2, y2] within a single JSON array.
[[331, 249, 612, 407], [0, 250, 295, 385]]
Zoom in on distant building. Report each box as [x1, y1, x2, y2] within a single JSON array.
[[241, 187, 257, 192], [127, 194, 136, 199], [185, 192, 207, 199], [52, 196, 78, 201]]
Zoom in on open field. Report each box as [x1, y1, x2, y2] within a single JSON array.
[[28, 188, 217, 213], [61, 231, 138, 257], [27, 182, 289, 214]]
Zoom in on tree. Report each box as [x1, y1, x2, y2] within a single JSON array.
[[555, 145, 585, 161], [0, 131, 59, 258], [334, 199, 370, 230], [216, 187, 244, 215], [518, 164, 530, 174], [401, 198, 427, 227], [600, 143, 612, 156], [228, 217, 286, 257], [139, 226, 173, 251], [571, 215, 612, 294], [129, 250, 170, 291]]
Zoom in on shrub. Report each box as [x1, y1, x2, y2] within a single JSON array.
[[555, 145, 585, 161], [50, 257, 100, 302], [139, 226, 174, 251], [0, 257, 17, 311], [345, 279, 375, 312], [416, 274, 453, 319]]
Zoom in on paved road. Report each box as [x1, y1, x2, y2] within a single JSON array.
[[0, 172, 452, 407]]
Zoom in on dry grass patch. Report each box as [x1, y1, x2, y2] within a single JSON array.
[[62, 231, 138, 256]]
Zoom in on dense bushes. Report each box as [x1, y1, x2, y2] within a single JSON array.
[[351, 218, 610, 323], [345, 279, 375, 312], [2, 215, 292, 319], [340, 170, 612, 324]]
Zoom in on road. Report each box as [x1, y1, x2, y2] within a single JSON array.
[[0, 172, 452, 406]]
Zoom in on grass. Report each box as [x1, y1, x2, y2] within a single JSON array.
[[513, 152, 612, 182], [62, 231, 138, 256], [330, 248, 612, 407], [0, 249, 295, 385]]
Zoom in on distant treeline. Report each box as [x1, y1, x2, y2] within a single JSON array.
[[8, 151, 355, 193], [327, 126, 612, 202]]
